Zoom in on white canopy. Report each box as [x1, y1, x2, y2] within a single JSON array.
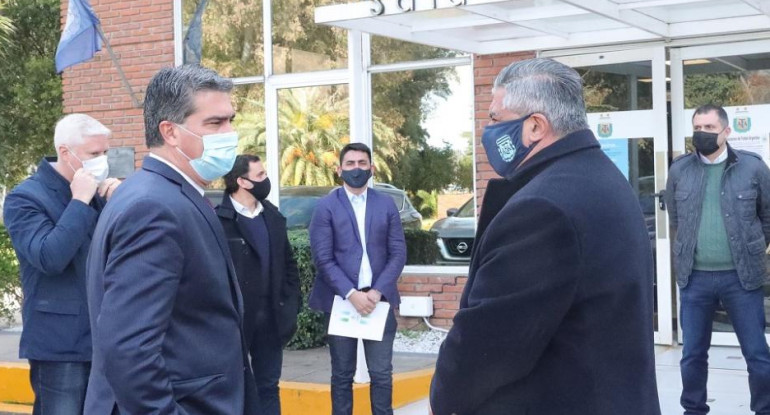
[[315, 0, 770, 54]]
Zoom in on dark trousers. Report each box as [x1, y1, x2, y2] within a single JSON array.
[[326, 309, 397, 415], [29, 360, 90, 415], [680, 270, 770, 415], [249, 304, 284, 415]]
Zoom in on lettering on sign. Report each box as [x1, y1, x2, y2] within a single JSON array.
[[370, 0, 467, 16]]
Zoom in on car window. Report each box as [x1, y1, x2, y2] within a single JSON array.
[[456, 198, 474, 218], [279, 195, 322, 229], [384, 192, 405, 212]]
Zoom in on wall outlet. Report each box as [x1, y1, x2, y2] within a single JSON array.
[[399, 296, 433, 317]]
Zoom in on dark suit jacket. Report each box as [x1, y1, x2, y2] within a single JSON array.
[[307, 187, 406, 312], [430, 129, 661, 415], [84, 156, 257, 415], [216, 195, 301, 346], [3, 157, 104, 361]]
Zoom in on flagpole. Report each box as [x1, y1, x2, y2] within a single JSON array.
[[95, 24, 141, 109]]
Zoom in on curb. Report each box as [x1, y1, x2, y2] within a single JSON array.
[[0, 362, 433, 414]]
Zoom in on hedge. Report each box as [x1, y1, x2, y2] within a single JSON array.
[[404, 228, 439, 265], [0, 225, 21, 324]]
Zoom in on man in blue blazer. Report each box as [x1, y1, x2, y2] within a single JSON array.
[[309, 143, 407, 415], [85, 65, 257, 415], [3, 113, 120, 415]]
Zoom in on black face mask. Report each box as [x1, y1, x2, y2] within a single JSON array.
[[241, 176, 271, 201], [693, 130, 721, 156], [340, 168, 371, 189]]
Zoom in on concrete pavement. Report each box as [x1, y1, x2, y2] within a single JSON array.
[[0, 327, 764, 415]]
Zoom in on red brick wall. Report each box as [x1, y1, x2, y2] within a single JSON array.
[[61, 0, 175, 168], [396, 273, 468, 329], [473, 52, 536, 210]]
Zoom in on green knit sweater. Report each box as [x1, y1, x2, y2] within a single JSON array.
[[693, 161, 734, 271]]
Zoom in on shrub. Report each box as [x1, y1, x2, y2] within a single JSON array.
[[404, 228, 439, 265], [0, 224, 21, 324], [286, 229, 326, 350]]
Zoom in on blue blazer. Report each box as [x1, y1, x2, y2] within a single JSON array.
[[84, 156, 258, 415], [3, 158, 103, 361], [308, 187, 406, 313]]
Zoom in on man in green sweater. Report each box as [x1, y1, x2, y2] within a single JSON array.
[[666, 104, 770, 415]]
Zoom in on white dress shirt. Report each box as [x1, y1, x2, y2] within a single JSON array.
[[699, 146, 728, 165], [149, 153, 205, 196], [344, 186, 374, 298], [230, 196, 264, 219]]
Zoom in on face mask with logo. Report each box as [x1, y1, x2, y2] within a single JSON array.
[[340, 168, 372, 189], [67, 147, 110, 183], [175, 124, 239, 181], [481, 113, 533, 178], [693, 129, 723, 156], [241, 176, 271, 201]]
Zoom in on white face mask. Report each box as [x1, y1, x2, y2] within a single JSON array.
[[67, 147, 110, 183]]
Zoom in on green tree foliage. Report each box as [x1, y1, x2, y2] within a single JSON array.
[[392, 144, 458, 195], [0, 225, 21, 323], [278, 87, 348, 186], [0, 1, 15, 56], [0, 0, 61, 189]]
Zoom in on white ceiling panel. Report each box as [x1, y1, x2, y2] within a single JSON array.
[[315, 0, 770, 54]]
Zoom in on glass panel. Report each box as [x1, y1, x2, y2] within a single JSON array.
[[182, 0, 264, 78], [682, 52, 770, 334], [233, 83, 266, 157], [271, 0, 347, 74], [370, 35, 466, 65], [277, 85, 349, 229], [684, 53, 770, 108], [372, 65, 473, 265], [599, 136, 658, 330], [578, 61, 653, 111]]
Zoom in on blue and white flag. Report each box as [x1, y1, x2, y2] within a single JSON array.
[[55, 0, 102, 73]]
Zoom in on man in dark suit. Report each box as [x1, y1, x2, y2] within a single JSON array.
[[85, 65, 257, 415], [308, 142, 407, 415], [430, 58, 661, 415], [216, 154, 301, 415], [3, 113, 120, 415]]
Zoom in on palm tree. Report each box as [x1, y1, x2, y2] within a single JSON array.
[[278, 87, 349, 186], [276, 87, 403, 187], [0, 2, 15, 57]]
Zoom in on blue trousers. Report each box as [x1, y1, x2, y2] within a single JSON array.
[[680, 270, 770, 415], [327, 309, 397, 415], [249, 304, 284, 415], [29, 360, 90, 415]]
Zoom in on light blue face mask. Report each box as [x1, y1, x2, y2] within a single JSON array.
[[175, 124, 238, 181]]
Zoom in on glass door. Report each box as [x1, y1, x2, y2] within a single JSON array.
[[671, 39, 770, 346], [553, 47, 673, 345]]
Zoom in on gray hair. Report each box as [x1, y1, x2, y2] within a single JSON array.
[[143, 64, 234, 148], [493, 58, 589, 137], [53, 113, 111, 149]]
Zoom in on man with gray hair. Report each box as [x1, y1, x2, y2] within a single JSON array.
[[84, 65, 258, 415], [430, 58, 660, 414], [3, 113, 120, 415]]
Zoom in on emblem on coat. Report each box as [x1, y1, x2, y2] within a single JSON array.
[[733, 107, 751, 133], [496, 135, 516, 162], [597, 113, 613, 138]]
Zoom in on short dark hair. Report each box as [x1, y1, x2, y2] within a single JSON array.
[[224, 154, 261, 195], [143, 65, 233, 148], [693, 104, 729, 129], [339, 143, 372, 165]]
